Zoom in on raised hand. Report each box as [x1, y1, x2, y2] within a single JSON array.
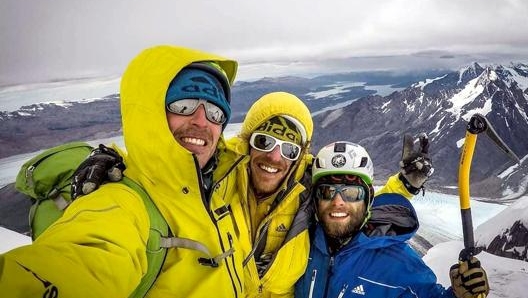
[[399, 133, 434, 194], [71, 144, 126, 199]]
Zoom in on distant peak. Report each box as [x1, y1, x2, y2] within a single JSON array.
[[458, 62, 484, 85]]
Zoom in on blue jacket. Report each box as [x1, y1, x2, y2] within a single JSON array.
[[295, 193, 455, 298]]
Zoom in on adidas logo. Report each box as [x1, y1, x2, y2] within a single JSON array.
[[351, 284, 365, 295], [275, 223, 288, 232]]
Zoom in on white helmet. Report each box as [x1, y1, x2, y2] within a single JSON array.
[[312, 141, 374, 185]]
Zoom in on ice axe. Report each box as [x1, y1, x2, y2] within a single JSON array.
[[458, 113, 520, 261]]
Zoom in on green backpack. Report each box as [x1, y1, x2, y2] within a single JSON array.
[[15, 141, 169, 297]]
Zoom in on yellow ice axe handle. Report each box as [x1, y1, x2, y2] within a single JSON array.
[[458, 131, 477, 259], [458, 132, 486, 298]]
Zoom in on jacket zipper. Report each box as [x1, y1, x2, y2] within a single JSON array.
[[228, 232, 243, 291], [308, 269, 317, 298], [250, 181, 304, 277], [336, 284, 348, 298], [217, 155, 245, 294], [242, 220, 270, 266], [194, 156, 243, 298], [323, 256, 334, 298]]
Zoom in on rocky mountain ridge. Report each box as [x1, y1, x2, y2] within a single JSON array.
[[311, 62, 528, 200], [1, 64, 526, 199]]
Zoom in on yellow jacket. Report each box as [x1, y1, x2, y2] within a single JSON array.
[[228, 92, 314, 298], [0, 45, 246, 298], [375, 173, 415, 199]]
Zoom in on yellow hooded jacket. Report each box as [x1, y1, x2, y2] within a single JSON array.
[[0, 46, 246, 298], [228, 92, 314, 298]]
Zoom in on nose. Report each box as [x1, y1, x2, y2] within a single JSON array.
[[189, 104, 209, 127], [331, 193, 346, 206], [266, 145, 283, 162]]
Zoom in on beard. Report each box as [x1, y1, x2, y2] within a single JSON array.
[[318, 205, 366, 239], [321, 218, 359, 238]]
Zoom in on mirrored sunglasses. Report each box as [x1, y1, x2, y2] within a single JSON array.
[[249, 132, 302, 161], [315, 184, 367, 202], [166, 99, 226, 125]]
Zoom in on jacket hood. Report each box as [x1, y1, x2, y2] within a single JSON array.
[[119, 45, 237, 194], [366, 193, 419, 239], [234, 92, 313, 152]]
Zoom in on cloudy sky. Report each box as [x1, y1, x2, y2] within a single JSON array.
[[2, 0, 528, 86]]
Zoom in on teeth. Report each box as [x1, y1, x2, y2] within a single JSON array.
[[330, 213, 347, 218], [182, 137, 205, 146], [259, 164, 278, 173]]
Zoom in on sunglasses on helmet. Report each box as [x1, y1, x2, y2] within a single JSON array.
[[315, 184, 367, 203], [166, 99, 226, 125], [249, 132, 302, 161]]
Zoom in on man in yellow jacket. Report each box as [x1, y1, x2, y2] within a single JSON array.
[[0, 45, 246, 297], [227, 92, 315, 297]]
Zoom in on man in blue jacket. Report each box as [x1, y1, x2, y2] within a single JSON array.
[[295, 141, 489, 298]]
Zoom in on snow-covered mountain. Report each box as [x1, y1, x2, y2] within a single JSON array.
[[475, 196, 528, 262], [0, 69, 442, 158], [1, 62, 527, 201], [312, 62, 528, 201]]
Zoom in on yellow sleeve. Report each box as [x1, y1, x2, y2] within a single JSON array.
[[0, 184, 150, 298], [375, 173, 414, 200]]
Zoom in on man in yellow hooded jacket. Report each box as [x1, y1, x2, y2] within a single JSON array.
[[227, 92, 315, 297], [0, 45, 247, 297]]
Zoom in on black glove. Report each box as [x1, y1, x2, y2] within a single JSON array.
[[399, 133, 434, 194], [71, 144, 126, 199], [450, 256, 490, 298]]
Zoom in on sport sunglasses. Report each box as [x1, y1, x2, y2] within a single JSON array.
[[166, 99, 226, 125], [315, 184, 367, 202], [249, 132, 302, 161]]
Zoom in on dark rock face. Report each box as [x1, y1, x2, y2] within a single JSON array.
[[485, 220, 528, 261], [0, 94, 122, 159], [0, 183, 31, 235]]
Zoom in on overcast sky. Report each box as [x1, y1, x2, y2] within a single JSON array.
[[2, 0, 528, 86]]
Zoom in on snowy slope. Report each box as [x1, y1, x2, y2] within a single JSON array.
[[1, 197, 525, 297], [0, 77, 120, 112], [424, 241, 528, 298]]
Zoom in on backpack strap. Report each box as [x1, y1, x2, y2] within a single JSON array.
[[120, 177, 169, 298], [121, 177, 236, 295], [160, 237, 234, 267], [47, 185, 71, 211]]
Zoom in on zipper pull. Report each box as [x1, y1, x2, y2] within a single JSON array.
[[308, 269, 317, 298], [227, 232, 234, 247], [337, 284, 348, 298], [26, 165, 36, 187]]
